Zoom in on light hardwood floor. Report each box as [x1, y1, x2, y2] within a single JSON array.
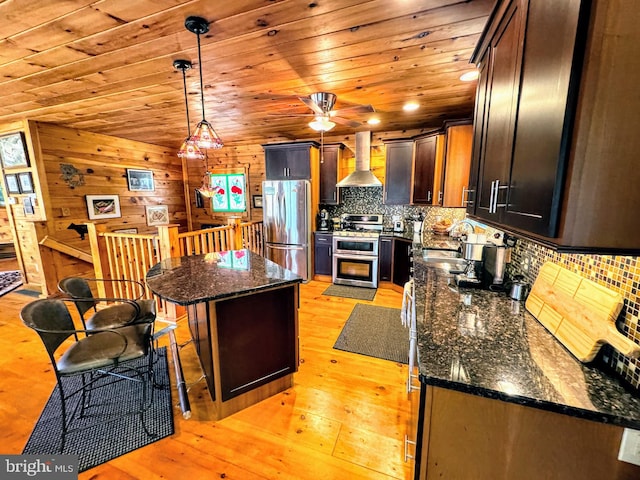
[[1, 279, 412, 479]]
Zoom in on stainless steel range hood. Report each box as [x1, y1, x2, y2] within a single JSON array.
[[336, 131, 382, 187]]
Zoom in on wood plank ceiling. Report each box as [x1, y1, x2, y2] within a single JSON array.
[[0, 0, 494, 149]]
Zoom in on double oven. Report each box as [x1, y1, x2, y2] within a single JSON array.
[[332, 214, 382, 289]]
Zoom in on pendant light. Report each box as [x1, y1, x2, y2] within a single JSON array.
[[185, 16, 223, 149], [175, 59, 204, 160]]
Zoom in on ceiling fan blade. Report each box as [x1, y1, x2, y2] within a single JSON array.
[[267, 112, 316, 117], [299, 96, 326, 115], [332, 104, 376, 116], [332, 116, 362, 128]]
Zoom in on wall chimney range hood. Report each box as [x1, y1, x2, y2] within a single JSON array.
[[336, 131, 382, 187]]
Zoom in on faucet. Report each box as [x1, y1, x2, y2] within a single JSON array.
[[449, 220, 476, 239]]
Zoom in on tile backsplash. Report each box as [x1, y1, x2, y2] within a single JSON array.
[[507, 238, 640, 390], [321, 186, 465, 230]]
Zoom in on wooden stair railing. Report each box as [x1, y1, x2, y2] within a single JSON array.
[[39, 235, 93, 263]]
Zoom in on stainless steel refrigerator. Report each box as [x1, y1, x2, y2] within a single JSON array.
[[262, 180, 311, 281]]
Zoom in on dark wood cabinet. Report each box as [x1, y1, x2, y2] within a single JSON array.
[[383, 140, 413, 205], [465, 0, 640, 253], [392, 237, 413, 287], [412, 134, 443, 205], [378, 236, 393, 282], [319, 143, 343, 205], [263, 141, 319, 180], [313, 232, 333, 277], [472, 0, 527, 225]]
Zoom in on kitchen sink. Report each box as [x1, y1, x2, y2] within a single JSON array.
[[421, 249, 467, 274]]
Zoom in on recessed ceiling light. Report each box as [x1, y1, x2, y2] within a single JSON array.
[[403, 102, 419, 112], [459, 70, 480, 82], [367, 118, 380, 125]]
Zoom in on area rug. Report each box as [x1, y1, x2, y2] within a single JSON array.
[[333, 303, 408, 364], [23, 348, 174, 472], [322, 284, 377, 301], [0, 270, 22, 297], [14, 288, 41, 298]]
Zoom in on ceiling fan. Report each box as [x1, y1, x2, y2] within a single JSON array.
[[273, 92, 375, 131]]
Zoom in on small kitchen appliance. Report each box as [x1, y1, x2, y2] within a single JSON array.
[[482, 244, 512, 289], [392, 215, 404, 232], [317, 209, 331, 231], [455, 241, 484, 288]]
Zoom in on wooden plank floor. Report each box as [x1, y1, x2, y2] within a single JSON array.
[[1, 278, 413, 479]]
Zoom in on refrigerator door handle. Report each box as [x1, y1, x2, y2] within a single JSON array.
[[266, 244, 306, 250]]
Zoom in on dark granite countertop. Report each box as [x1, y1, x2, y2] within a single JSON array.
[[413, 257, 640, 429], [145, 249, 302, 306]]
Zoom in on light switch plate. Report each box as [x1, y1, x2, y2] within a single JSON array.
[[618, 428, 640, 466]]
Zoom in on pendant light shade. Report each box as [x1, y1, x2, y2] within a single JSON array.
[[185, 16, 223, 150], [174, 59, 205, 160]]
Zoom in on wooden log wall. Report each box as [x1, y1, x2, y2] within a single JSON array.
[[0, 120, 187, 295]]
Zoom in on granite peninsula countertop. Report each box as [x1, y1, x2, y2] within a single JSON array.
[[145, 249, 302, 306], [413, 257, 640, 429]]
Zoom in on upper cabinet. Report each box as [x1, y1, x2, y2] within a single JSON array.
[[442, 122, 473, 208], [468, 0, 639, 253], [412, 133, 444, 205], [319, 143, 344, 205], [383, 139, 413, 205], [263, 141, 319, 180]]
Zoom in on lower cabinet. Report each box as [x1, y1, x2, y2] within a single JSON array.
[[313, 232, 333, 277], [378, 236, 393, 282], [392, 237, 413, 287], [414, 386, 640, 479]]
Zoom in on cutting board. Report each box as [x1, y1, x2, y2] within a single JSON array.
[[525, 262, 640, 363]]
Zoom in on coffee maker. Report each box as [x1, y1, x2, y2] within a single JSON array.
[[317, 209, 331, 231]]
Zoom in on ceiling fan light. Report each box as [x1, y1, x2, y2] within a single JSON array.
[[367, 118, 380, 125], [193, 119, 224, 149], [309, 116, 336, 132], [403, 102, 420, 112]]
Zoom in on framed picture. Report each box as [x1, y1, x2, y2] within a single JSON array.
[[252, 194, 263, 208], [5, 173, 21, 194], [23, 196, 34, 215], [86, 194, 121, 220], [0, 132, 30, 169], [126, 169, 154, 191], [145, 205, 169, 226], [17, 172, 34, 194]]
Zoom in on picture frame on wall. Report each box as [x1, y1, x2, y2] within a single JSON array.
[[86, 194, 121, 220], [252, 194, 263, 208], [23, 196, 34, 215], [17, 172, 34, 194], [0, 132, 30, 169], [126, 169, 154, 191], [5, 173, 21, 194], [145, 205, 169, 226]]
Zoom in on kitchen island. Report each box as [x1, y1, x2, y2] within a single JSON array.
[[411, 256, 640, 479], [146, 249, 302, 420]]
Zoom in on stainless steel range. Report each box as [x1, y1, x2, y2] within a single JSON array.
[[332, 214, 382, 289]]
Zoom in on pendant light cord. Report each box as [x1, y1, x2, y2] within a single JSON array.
[[196, 32, 206, 121], [181, 67, 192, 136]]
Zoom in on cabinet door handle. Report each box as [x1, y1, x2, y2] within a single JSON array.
[[328, 247, 332, 257], [492, 180, 500, 213], [462, 187, 475, 206], [488, 180, 496, 213], [427, 190, 432, 202], [438, 191, 443, 204], [333, 191, 336, 201]]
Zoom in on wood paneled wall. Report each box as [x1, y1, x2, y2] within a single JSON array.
[[0, 120, 187, 294]]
